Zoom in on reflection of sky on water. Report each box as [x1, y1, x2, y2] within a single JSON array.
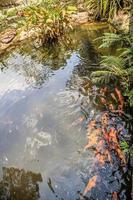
[[0, 70, 28, 97], [0, 24, 110, 199], [0, 49, 90, 199]]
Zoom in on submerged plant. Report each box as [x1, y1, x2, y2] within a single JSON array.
[[81, 85, 130, 199]]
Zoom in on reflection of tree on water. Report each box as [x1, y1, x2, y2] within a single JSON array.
[[0, 167, 42, 200], [66, 37, 99, 90], [66, 26, 118, 90], [0, 35, 78, 88], [0, 26, 106, 89]]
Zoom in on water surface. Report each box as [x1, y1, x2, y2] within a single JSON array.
[[0, 23, 120, 200]]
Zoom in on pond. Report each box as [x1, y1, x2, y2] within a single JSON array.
[[0, 23, 131, 200]]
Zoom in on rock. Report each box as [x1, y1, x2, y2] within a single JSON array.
[[71, 12, 89, 24], [77, 4, 85, 12], [19, 28, 38, 41], [0, 0, 23, 7], [129, 15, 133, 34], [0, 29, 16, 44], [111, 11, 131, 33]]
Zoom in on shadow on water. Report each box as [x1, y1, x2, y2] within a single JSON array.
[[0, 167, 42, 200]]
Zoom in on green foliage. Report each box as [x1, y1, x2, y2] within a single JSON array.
[[0, 0, 72, 44], [22, 1, 71, 43], [120, 140, 130, 153], [96, 33, 125, 48], [91, 56, 128, 84], [96, 32, 133, 48], [91, 32, 133, 106], [124, 89, 133, 107], [85, 0, 122, 19]]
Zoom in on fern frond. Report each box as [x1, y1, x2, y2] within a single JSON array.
[[91, 71, 118, 84], [91, 55, 128, 85], [120, 45, 133, 57], [100, 56, 125, 69], [96, 33, 131, 48]]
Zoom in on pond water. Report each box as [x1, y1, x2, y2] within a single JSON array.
[[0, 24, 131, 200]]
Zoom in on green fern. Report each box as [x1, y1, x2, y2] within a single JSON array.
[[100, 56, 125, 68], [91, 31, 133, 106], [125, 89, 133, 106], [91, 56, 128, 85], [96, 32, 131, 48]]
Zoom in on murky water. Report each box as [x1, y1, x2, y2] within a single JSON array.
[[0, 24, 131, 200]]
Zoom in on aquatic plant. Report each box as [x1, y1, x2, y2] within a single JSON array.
[[79, 85, 131, 199]]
